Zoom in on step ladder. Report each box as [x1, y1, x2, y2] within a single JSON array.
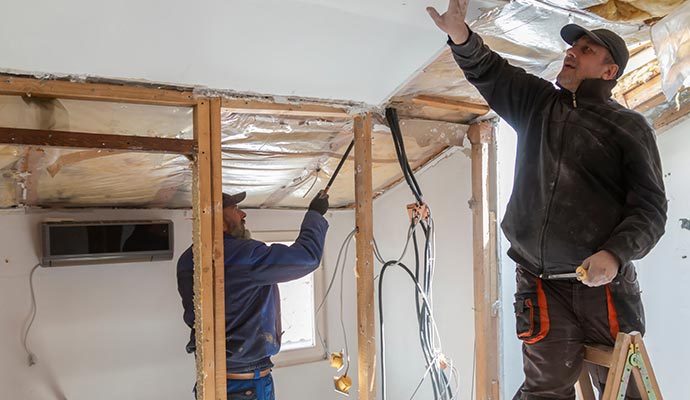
[[576, 331, 662, 400]]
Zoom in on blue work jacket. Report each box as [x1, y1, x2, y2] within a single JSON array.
[[177, 210, 328, 372]]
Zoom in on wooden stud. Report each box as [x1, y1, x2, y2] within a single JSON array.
[[0, 127, 196, 155], [192, 98, 217, 400], [222, 98, 351, 118], [0, 75, 196, 106], [16, 147, 45, 206], [467, 120, 500, 399], [412, 95, 491, 115], [209, 97, 227, 400], [354, 113, 376, 400]]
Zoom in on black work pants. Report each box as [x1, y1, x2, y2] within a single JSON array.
[[511, 263, 645, 400]]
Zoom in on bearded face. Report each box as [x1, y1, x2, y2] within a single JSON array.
[[222, 205, 247, 239]]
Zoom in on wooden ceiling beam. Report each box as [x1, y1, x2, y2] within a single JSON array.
[[411, 94, 490, 115], [221, 98, 351, 118], [0, 76, 196, 106], [653, 92, 690, 131], [623, 74, 662, 110]]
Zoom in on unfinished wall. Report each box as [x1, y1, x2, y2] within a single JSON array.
[[0, 145, 476, 400], [497, 117, 690, 398]]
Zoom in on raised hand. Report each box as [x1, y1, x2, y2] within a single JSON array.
[[308, 190, 329, 216], [426, 0, 471, 45]]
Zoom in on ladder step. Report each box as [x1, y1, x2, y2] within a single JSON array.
[[584, 344, 614, 368]]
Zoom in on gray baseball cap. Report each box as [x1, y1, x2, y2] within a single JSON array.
[[222, 191, 246, 208], [560, 24, 629, 79]]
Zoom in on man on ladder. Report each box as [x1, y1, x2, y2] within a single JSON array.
[[427, 1, 668, 399]]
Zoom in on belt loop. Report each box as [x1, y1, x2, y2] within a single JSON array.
[[253, 369, 260, 379]]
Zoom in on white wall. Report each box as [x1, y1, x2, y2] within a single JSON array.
[[0, 208, 195, 400], [497, 117, 690, 399], [636, 118, 690, 397]]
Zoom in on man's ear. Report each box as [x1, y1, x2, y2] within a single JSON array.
[[601, 64, 619, 81]]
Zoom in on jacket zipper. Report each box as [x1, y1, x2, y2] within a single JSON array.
[[537, 95, 576, 273]]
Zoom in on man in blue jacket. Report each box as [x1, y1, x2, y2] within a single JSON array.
[[428, 1, 666, 399], [177, 190, 329, 399]]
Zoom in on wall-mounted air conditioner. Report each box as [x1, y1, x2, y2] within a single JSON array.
[[41, 220, 174, 267]]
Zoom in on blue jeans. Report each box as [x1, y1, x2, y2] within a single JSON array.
[[227, 373, 275, 400]]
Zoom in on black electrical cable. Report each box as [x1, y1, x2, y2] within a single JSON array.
[[385, 107, 423, 203], [390, 122, 422, 202], [388, 107, 423, 201], [388, 109, 421, 197]]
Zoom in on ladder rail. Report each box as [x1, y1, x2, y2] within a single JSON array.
[[576, 332, 662, 400]]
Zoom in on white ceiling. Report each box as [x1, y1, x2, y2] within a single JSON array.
[[1, 0, 500, 104]]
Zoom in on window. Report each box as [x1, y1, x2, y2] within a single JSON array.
[[251, 231, 327, 367]]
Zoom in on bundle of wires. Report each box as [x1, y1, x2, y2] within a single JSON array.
[[376, 108, 459, 400]]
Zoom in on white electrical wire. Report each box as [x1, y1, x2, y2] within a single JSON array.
[[315, 229, 356, 360], [22, 263, 41, 366], [408, 354, 442, 400], [373, 223, 416, 281]]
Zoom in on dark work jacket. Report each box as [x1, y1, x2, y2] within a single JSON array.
[[177, 210, 328, 372], [449, 31, 667, 276]]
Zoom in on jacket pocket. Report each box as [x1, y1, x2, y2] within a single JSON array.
[[514, 279, 550, 344], [228, 388, 258, 400]]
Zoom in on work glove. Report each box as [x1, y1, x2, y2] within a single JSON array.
[[309, 190, 329, 216]]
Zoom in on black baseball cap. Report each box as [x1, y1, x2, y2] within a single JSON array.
[[222, 191, 246, 208], [560, 24, 629, 79]]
